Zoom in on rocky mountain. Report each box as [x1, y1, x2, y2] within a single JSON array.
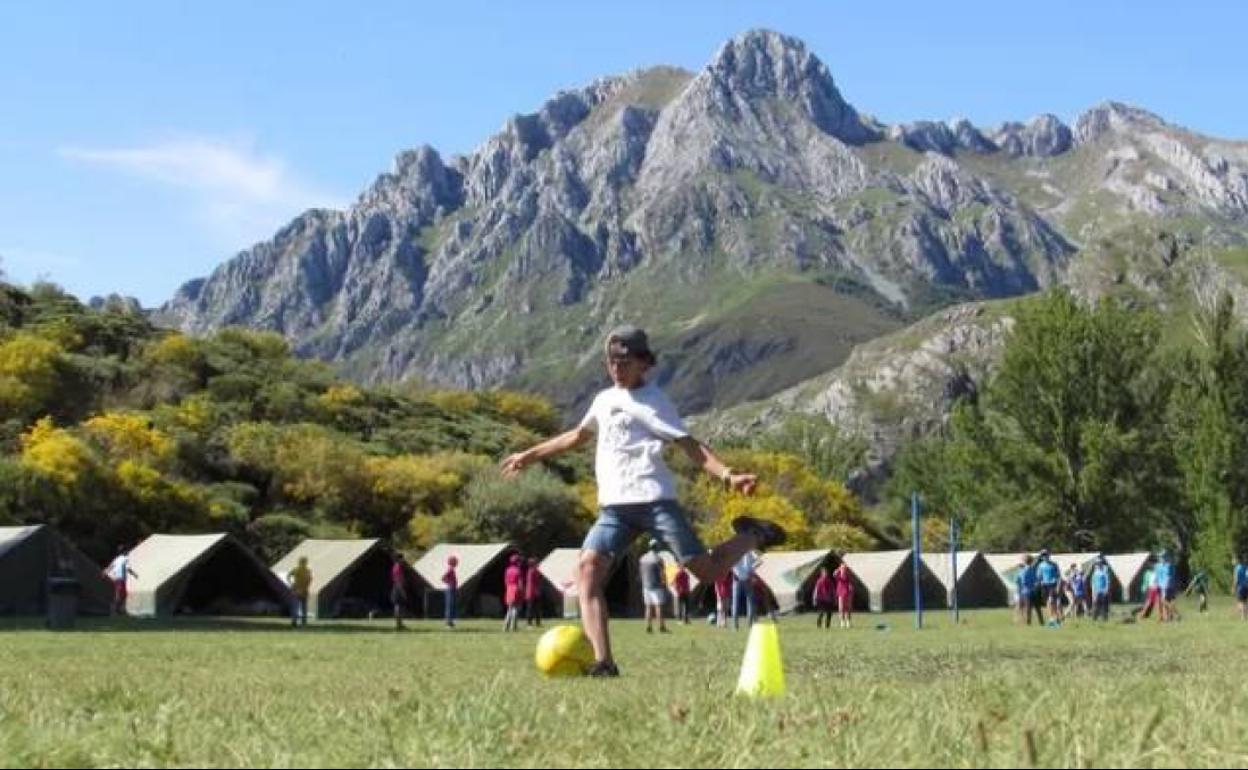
[[158, 29, 1248, 419], [705, 229, 1248, 494]]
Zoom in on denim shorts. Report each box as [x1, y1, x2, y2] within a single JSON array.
[[583, 500, 708, 563]]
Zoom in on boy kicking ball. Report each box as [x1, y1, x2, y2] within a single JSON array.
[[502, 325, 786, 677]]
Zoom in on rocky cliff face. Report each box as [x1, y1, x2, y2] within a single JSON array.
[[158, 30, 1248, 420]]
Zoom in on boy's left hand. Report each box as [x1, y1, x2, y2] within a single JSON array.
[[500, 451, 531, 478]]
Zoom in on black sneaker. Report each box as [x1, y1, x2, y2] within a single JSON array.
[[732, 516, 787, 550], [585, 661, 620, 678]]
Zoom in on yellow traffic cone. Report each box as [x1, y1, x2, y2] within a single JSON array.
[[736, 622, 785, 698]]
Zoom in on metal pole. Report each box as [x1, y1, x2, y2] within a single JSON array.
[[912, 491, 922, 630], [950, 517, 960, 625]]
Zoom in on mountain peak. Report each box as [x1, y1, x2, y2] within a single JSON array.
[[700, 29, 876, 144], [1076, 101, 1167, 144]]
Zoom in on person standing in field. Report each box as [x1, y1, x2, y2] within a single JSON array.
[[104, 546, 138, 616], [503, 553, 524, 632], [390, 552, 410, 631], [671, 562, 691, 625], [833, 560, 855, 629], [1184, 569, 1209, 614], [639, 540, 671, 634], [442, 555, 458, 629], [1135, 560, 1159, 620], [500, 325, 786, 677], [1066, 563, 1089, 619], [1090, 556, 1112, 622], [1234, 555, 1248, 621], [1036, 550, 1062, 624], [1017, 555, 1044, 626], [813, 566, 834, 629], [732, 551, 759, 630], [1155, 551, 1178, 622], [286, 555, 312, 628], [524, 556, 543, 628], [714, 572, 732, 628]]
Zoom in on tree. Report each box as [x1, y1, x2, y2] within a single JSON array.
[[750, 414, 868, 485], [1168, 293, 1248, 587], [440, 469, 585, 554], [929, 290, 1176, 552], [0, 333, 65, 421]]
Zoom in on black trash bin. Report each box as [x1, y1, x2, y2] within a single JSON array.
[[47, 576, 81, 630]]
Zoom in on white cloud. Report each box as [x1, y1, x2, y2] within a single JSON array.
[[58, 138, 345, 248]]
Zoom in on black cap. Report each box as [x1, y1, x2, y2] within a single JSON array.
[[605, 325, 656, 364]]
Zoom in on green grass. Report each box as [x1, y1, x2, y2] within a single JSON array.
[[3, 601, 1248, 767]]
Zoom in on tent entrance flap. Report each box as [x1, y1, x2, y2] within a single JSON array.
[[331, 550, 404, 618], [176, 545, 289, 615]]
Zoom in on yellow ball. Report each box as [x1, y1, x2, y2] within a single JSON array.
[[535, 625, 595, 677]]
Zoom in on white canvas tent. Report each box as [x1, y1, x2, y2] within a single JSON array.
[[1105, 552, 1152, 602], [272, 539, 429, 619], [126, 533, 294, 617], [841, 550, 945, 613], [1051, 552, 1103, 573], [983, 553, 1029, 605], [538, 547, 638, 618], [0, 525, 114, 616], [922, 551, 1009, 608], [753, 549, 834, 614], [414, 543, 517, 617]]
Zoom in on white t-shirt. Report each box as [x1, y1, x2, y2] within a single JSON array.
[[579, 382, 689, 506], [732, 551, 758, 581], [107, 555, 129, 582]]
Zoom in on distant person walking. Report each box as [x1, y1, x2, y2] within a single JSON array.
[[813, 566, 834, 629], [503, 554, 524, 632], [286, 556, 312, 628], [1135, 561, 1159, 620], [1036, 550, 1061, 624], [390, 552, 410, 631], [104, 546, 138, 616], [1066, 563, 1089, 619], [834, 561, 855, 629], [524, 556, 543, 627], [672, 563, 691, 625], [1184, 569, 1210, 614], [714, 572, 732, 628], [1017, 555, 1044, 626], [1155, 551, 1178, 622], [1090, 556, 1112, 622], [442, 555, 459, 628], [732, 551, 759, 630], [640, 541, 670, 634]]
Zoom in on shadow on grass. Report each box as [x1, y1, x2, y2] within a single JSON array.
[[0, 615, 496, 635]]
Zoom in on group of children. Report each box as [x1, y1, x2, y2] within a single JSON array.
[[1015, 551, 1117, 626], [1014, 550, 1248, 626], [501, 553, 545, 631], [812, 562, 856, 629]]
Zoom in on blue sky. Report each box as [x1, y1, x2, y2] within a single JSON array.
[[2, 1, 1244, 306]]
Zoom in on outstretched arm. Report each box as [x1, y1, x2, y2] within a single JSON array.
[[501, 425, 593, 477], [674, 436, 757, 495]]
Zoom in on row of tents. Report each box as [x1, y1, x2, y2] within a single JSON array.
[[0, 525, 1158, 620]]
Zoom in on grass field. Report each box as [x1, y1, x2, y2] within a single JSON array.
[[2, 600, 1247, 768]]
